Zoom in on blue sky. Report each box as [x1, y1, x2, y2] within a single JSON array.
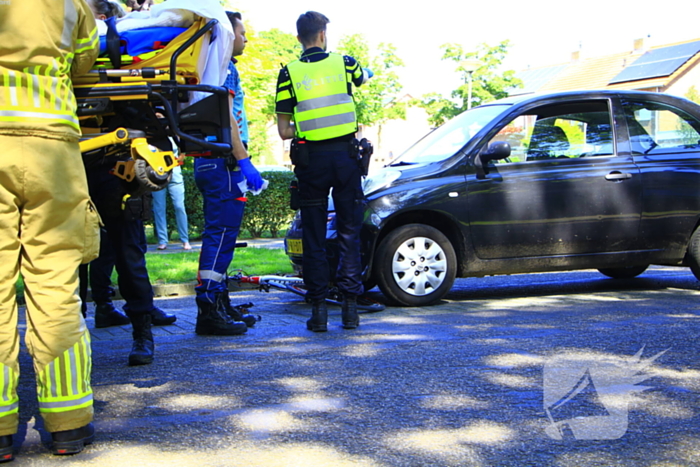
[[234, 0, 698, 97]]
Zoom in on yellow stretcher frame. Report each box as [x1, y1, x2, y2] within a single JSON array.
[[74, 18, 226, 194]]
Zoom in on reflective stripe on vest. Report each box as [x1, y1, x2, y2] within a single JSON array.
[[287, 53, 357, 141], [37, 331, 93, 414], [0, 365, 19, 418]]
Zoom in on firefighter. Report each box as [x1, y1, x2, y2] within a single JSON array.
[[0, 0, 100, 459], [275, 11, 371, 332]]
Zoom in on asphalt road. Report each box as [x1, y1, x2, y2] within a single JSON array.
[[10, 266, 700, 466]]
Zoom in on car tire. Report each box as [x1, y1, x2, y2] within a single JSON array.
[[375, 224, 457, 307], [362, 279, 377, 292], [688, 226, 700, 281], [597, 265, 649, 279]]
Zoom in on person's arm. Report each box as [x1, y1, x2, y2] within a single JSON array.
[[227, 95, 263, 190], [274, 66, 297, 140], [344, 56, 366, 87], [277, 114, 295, 140], [71, 0, 99, 78]]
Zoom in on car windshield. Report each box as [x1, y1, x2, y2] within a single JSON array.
[[389, 104, 511, 165]]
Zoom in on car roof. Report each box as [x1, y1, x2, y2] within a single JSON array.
[[488, 90, 697, 108]]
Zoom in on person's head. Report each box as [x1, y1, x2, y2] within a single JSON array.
[[296, 11, 329, 50], [126, 0, 151, 12], [226, 11, 247, 57], [87, 0, 125, 20]]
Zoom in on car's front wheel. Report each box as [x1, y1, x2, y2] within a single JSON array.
[[597, 265, 649, 279], [375, 224, 457, 306], [687, 226, 700, 281]]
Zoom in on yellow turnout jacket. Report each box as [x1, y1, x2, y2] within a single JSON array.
[[0, 0, 98, 141]]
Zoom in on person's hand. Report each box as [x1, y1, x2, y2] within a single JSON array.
[[238, 158, 264, 191], [363, 67, 374, 79]]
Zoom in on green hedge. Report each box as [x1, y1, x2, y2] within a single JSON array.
[[154, 159, 296, 240]]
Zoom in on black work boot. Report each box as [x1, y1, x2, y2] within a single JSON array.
[[341, 295, 359, 329], [150, 306, 177, 326], [0, 435, 13, 463], [128, 313, 154, 366], [221, 294, 259, 327], [306, 299, 328, 332], [94, 301, 130, 328], [195, 294, 247, 336], [51, 422, 94, 456]]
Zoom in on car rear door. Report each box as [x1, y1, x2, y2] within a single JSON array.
[[467, 98, 643, 259]]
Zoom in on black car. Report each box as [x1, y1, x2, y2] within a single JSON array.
[[285, 90, 700, 306]]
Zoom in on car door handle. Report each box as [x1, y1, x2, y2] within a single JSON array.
[[605, 171, 632, 181]]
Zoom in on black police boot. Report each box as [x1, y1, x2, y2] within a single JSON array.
[[306, 299, 328, 332], [0, 435, 13, 463], [128, 313, 154, 366], [150, 306, 177, 326], [221, 294, 259, 327], [341, 295, 359, 329], [51, 422, 94, 456], [195, 294, 247, 336], [94, 301, 130, 329]]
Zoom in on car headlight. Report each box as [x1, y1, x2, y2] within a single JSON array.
[[362, 169, 402, 196]]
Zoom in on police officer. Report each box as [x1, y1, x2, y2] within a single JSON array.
[[0, 0, 99, 459], [276, 11, 371, 332], [194, 11, 264, 335]]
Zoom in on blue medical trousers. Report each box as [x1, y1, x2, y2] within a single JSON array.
[[194, 157, 246, 303], [295, 143, 364, 301]]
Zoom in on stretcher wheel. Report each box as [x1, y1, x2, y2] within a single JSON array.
[[133, 159, 171, 192]]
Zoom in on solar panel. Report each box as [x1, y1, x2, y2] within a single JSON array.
[[609, 40, 700, 84]]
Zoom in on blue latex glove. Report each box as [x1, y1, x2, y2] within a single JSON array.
[[238, 158, 264, 191], [363, 67, 374, 79]]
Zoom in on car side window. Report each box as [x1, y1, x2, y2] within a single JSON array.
[[488, 101, 614, 164], [621, 99, 700, 155]]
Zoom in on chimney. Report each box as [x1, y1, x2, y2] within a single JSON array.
[[571, 50, 580, 63], [633, 38, 648, 53]]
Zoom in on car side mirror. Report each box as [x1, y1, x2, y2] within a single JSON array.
[[475, 141, 511, 179]]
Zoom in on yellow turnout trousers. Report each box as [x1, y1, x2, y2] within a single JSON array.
[[0, 134, 100, 435]]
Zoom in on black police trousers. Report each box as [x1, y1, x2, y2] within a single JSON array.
[[84, 161, 155, 316], [295, 142, 364, 301]]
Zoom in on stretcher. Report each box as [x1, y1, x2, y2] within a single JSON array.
[[74, 15, 233, 196]]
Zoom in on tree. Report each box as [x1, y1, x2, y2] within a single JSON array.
[[236, 28, 300, 164], [337, 35, 406, 129], [419, 40, 522, 127], [685, 85, 700, 104]]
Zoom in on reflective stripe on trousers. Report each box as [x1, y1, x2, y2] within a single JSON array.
[[0, 365, 19, 418], [37, 331, 93, 413]]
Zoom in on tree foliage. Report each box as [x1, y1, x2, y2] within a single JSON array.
[[236, 28, 300, 164], [419, 40, 522, 127], [336, 35, 406, 128], [685, 85, 700, 104]]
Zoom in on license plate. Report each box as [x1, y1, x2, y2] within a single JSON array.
[[286, 238, 303, 255]]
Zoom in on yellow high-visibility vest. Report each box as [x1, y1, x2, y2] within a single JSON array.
[[287, 53, 357, 141]]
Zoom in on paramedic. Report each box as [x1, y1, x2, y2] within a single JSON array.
[[0, 0, 99, 459], [275, 11, 370, 332], [193, 11, 263, 335]]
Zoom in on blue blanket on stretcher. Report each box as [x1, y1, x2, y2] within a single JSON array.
[[99, 26, 187, 57]]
